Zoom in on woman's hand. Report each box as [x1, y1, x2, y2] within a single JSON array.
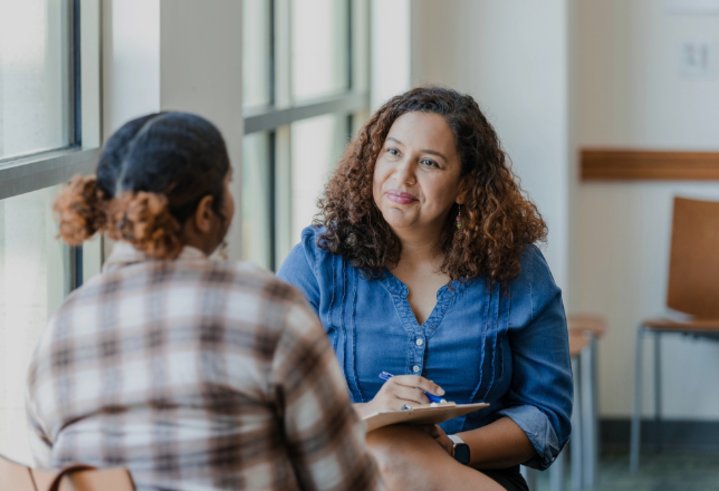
[[355, 375, 445, 417], [426, 424, 454, 457]]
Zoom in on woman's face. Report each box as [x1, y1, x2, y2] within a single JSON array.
[[372, 111, 463, 239]]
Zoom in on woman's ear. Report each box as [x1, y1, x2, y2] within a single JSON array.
[[456, 189, 467, 206], [455, 180, 468, 206], [192, 195, 216, 234]]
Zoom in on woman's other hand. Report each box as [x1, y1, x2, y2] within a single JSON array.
[[426, 424, 454, 456]]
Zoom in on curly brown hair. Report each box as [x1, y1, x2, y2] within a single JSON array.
[[53, 112, 230, 259], [317, 86, 547, 284]]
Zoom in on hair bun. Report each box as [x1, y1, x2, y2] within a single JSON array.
[[53, 175, 107, 245], [107, 192, 183, 259]]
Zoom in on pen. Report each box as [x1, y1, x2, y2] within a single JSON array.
[[378, 370, 447, 403]]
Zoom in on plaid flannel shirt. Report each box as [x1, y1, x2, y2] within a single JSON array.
[[26, 243, 382, 491]]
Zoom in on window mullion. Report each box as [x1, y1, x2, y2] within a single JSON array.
[[274, 0, 292, 109], [273, 126, 292, 268]]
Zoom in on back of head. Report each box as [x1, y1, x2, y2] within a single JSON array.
[[54, 111, 230, 258]]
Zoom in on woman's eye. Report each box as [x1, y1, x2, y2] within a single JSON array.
[[420, 158, 439, 168], [386, 147, 400, 157]]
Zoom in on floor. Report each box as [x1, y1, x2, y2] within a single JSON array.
[[536, 450, 719, 491]]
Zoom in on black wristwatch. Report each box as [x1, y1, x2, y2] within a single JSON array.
[[448, 434, 471, 465]]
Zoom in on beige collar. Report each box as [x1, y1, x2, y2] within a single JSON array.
[[103, 242, 208, 273]]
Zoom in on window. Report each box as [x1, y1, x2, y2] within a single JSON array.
[[0, 0, 101, 463], [241, 0, 369, 270], [0, 1, 71, 159]]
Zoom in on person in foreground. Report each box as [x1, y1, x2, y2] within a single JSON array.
[[26, 112, 382, 491], [278, 87, 572, 491]]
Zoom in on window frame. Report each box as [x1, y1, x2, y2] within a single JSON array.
[[0, 0, 102, 290], [242, 0, 370, 270]]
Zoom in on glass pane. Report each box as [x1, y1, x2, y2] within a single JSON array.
[[290, 0, 349, 101], [0, 185, 67, 463], [0, 0, 71, 159], [242, 0, 272, 110], [241, 132, 273, 269], [290, 114, 347, 244]]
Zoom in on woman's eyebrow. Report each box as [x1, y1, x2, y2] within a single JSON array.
[[385, 136, 448, 162]]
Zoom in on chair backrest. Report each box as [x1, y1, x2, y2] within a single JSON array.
[[667, 196, 719, 319], [0, 454, 135, 491]]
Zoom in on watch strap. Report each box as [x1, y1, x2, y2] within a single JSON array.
[[447, 434, 471, 465]]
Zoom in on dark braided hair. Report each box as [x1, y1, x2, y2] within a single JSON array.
[[54, 112, 230, 259]]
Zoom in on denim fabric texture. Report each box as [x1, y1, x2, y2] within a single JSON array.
[[278, 226, 573, 470]]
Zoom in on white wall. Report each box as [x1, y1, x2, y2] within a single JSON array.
[[103, 0, 244, 257], [103, 0, 160, 133], [411, 0, 571, 292], [370, 0, 412, 109], [572, 0, 719, 418]]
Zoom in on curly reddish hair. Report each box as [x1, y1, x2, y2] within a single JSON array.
[[53, 175, 107, 246], [317, 86, 547, 284]]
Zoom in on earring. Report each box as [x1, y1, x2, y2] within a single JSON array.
[[456, 204, 463, 230]]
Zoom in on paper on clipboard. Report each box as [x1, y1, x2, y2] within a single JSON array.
[[363, 402, 489, 433]]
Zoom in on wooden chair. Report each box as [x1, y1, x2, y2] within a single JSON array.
[[630, 196, 719, 472], [0, 453, 134, 491], [567, 313, 606, 490]]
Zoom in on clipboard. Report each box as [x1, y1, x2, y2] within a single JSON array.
[[363, 402, 489, 432]]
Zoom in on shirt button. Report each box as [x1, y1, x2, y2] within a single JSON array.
[[412, 364, 420, 373], [415, 337, 424, 346]]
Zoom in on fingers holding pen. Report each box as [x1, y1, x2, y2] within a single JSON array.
[[391, 375, 445, 398], [386, 382, 427, 407], [376, 373, 446, 409]]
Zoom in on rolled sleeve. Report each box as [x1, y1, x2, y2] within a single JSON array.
[[502, 246, 573, 469], [498, 404, 561, 470]]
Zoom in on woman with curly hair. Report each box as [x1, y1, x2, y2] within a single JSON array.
[[279, 87, 572, 491], [27, 112, 382, 491]]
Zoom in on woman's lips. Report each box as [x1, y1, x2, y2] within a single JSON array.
[[386, 190, 418, 205]]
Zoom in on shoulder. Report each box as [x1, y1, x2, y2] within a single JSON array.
[[517, 244, 555, 283], [279, 225, 341, 278], [298, 224, 333, 262], [200, 259, 308, 312], [509, 244, 561, 315], [64, 258, 305, 321]]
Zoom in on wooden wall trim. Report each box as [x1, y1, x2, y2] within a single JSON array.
[[580, 149, 719, 181]]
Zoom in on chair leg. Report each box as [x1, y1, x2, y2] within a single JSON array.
[[570, 356, 583, 491], [653, 330, 662, 452], [521, 465, 538, 491], [580, 336, 597, 489], [630, 325, 644, 472], [549, 446, 566, 491], [591, 336, 600, 483]]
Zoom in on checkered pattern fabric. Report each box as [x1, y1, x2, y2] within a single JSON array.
[[27, 243, 382, 491]]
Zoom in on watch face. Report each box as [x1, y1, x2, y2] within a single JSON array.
[[454, 443, 471, 465]]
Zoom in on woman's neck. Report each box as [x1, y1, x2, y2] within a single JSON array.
[[393, 233, 445, 272]]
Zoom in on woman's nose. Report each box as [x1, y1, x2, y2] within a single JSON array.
[[394, 159, 416, 185]]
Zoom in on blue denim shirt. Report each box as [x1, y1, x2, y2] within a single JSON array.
[[278, 226, 572, 469]]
